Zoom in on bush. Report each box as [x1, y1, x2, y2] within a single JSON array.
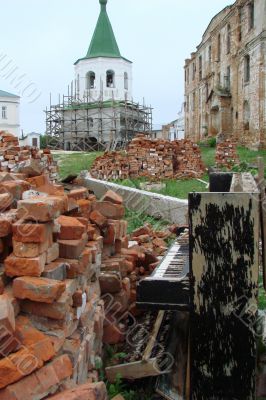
[[208, 137, 216, 148], [40, 135, 49, 149]]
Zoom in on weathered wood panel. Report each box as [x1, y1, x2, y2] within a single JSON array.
[[189, 192, 259, 400]]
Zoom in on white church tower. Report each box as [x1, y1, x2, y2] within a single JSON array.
[[74, 0, 132, 102], [46, 0, 152, 151]]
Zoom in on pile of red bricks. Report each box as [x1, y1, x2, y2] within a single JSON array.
[[100, 212, 175, 345], [0, 131, 179, 399], [90, 134, 205, 181], [0, 131, 58, 182], [0, 187, 109, 398], [215, 140, 239, 169]]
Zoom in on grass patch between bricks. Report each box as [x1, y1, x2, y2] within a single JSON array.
[[53, 151, 103, 179]]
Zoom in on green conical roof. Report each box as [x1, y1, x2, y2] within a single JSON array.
[[86, 0, 121, 58]]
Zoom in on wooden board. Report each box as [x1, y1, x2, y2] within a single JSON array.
[[156, 312, 189, 400], [189, 192, 259, 400], [105, 358, 162, 382]]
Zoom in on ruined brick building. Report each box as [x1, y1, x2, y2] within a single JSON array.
[[184, 0, 266, 148]]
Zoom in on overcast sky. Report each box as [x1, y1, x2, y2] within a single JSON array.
[[0, 0, 232, 133]]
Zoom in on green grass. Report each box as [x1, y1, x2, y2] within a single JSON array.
[[53, 151, 103, 179], [259, 274, 266, 311], [200, 146, 216, 168], [125, 208, 170, 234]]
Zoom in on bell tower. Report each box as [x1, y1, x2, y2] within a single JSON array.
[[74, 0, 133, 102]]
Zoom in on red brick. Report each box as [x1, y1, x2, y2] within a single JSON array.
[[5, 253, 46, 277], [13, 277, 66, 303], [64, 248, 92, 278], [46, 242, 59, 264], [0, 193, 13, 212], [12, 221, 52, 243], [89, 210, 107, 229], [20, 298, 70, 320], [12, 239, 49, 258], [0, 354, 72, 399], [92, 202, 125, 220], [77, 199, 92, 219], [0, 348, 42, 389], [102, 190, 123, 205], [103, 223, 117, 245], [58, 232, 88, 259], [26, 174, 48, 188], [15, 316, 55, 362], [99, 272, 121, 294], [0, 218, 12, 237], [103, 321, 125, 345], [49, 382, 107, 400], [56, 215, 86, 240], [17, 196, 67, 222], [0, 296, 15, 334], [0, 181, 30, 201], [67, 188, 88, 201], [72, 290, 83, 307]]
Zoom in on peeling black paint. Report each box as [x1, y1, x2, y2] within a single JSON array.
[[189, 193, 258, 400]]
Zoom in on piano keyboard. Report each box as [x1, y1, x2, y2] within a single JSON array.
[[136, 231, 191, 310]]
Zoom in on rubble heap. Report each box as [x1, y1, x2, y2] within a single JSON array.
[[90, 134, 205, 180], [215, 140, 239, 169], [0, 130, 177, 399], [0, 131, 58, 182], [0, 186, 107, 398]]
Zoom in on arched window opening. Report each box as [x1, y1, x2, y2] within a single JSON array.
[[227, 25, 231, 54], [244, 55, 250, 82], [124, 72, 128, 90], [86, 72, 95, 89], [106, 70, 115, 88]]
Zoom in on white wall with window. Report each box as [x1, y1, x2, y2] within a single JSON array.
[[75, 57, 133, 102], [0, 90, 20, 137], [19, 132, 41, 148]]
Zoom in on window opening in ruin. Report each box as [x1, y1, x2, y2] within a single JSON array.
[[227, 25, 231, 54], [224, 66, 231, 91], [193, 92, 196, 111], [239, 7, 243, 41], [217, 72, 221, 86], [106, 70, 115, 88], [217, 34, 221, 61], [244, 101, 250, 130], [192, 62, 196, 80], [244, 55, 250, 82], [199, 55, 202, 80], [249, 1, 255, 30], [208, 46, 212, 64]]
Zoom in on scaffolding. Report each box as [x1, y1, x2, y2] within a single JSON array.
[[45, 87, 153, 151]]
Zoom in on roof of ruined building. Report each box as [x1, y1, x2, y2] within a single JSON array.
[[0, 90, 20, 98], [74, 0, 132, 64]]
